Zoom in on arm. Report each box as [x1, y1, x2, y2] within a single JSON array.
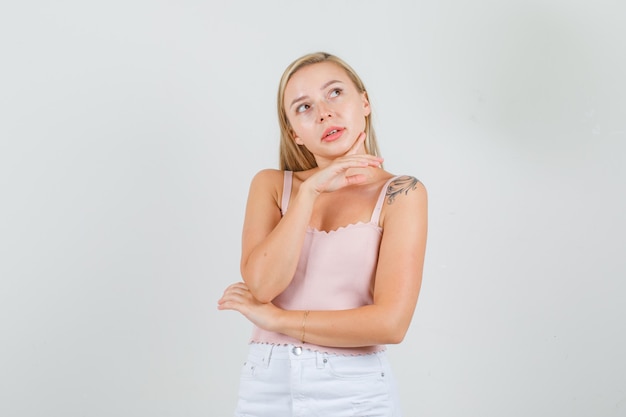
[[240, 169, 318, 303], [240, 138, 385, 303], [222, 178, 427, 347], [274, 179, 428, 346]]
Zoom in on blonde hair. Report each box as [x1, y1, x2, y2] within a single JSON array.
[[277, 52, 381, 171]]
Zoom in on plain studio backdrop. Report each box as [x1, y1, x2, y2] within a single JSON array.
[[1, 1, 624, 416]]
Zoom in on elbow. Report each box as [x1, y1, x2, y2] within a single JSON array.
[[250, 288, 275, 304], [241, 268, 276, 304], [379, 318, 409, 345], [385, 328, 407, 345], [242, 277, 275, 304], [240, 255, 292, 304]]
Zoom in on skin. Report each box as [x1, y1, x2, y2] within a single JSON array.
[[217, 62, 428, 347]]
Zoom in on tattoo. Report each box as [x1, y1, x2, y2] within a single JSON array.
[[386, 176, 419, 204]]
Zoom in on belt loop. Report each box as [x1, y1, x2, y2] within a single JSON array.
[[316, 351, 326, 369], [263, 344, 274, 368]]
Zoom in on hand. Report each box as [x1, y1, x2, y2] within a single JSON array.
[[306, 132, 384, 194], [217, 282, 280, 331]]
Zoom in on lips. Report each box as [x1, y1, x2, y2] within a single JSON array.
[[321, 127, 344, 142]]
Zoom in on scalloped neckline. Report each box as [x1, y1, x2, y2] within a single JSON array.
[[306, 221, 382, 235]]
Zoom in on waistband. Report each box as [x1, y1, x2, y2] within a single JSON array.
[[247, 342, 387, 368]]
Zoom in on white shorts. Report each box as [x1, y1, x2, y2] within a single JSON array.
[[234, 343, 402, 417]]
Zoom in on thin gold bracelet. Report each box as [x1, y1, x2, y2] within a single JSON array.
[[301, 310, 310, 344]]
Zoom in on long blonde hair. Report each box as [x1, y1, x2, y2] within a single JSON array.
[[277, 52, 381, 171]]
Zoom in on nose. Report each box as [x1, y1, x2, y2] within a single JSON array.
[[317, 103, 332, 122]]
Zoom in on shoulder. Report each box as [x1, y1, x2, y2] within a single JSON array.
[[246, 169, 286, 202], [385, 175, 426, 205], [380, 175, 427, 226], [251, 168, 284, 183], [249, 168, 285, 189]]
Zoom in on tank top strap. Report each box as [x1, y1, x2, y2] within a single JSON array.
[[370, 175, 400, 225], [281, 171, 293, 216]]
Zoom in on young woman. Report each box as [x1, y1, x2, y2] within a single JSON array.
[[218, 52, 428, 416]]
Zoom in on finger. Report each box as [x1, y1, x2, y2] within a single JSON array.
[[332, 153, 383, 167], [218, 283, 250, 303], [346, 132, 366, 156], [336, 155, 384, 171], [218, 291, 250, 308], [221, 287, 251, 300], [344, 173, 368, 185], [221, 282, 248, 296], [217, 299, 245, 312]]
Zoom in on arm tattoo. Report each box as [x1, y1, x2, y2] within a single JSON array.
[[386, 176, 419, 204]]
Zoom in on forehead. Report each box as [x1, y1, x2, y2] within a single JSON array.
[[284, 62, 352, 99]]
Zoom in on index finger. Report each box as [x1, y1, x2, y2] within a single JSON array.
[[346, 131, 366, 156]]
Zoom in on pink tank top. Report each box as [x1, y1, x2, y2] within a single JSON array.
[[250, 171, 399, 355]]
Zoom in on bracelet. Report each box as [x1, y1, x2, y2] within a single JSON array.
[[301, 310, 310, 344]]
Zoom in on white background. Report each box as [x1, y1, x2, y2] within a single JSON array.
[[1, 1, 625, 416]]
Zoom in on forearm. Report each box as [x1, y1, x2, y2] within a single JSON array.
[[242, 185, 318, 303], [271, 304, 411, 347]]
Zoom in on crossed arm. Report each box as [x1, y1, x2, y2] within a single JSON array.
[[218, 167, 428, 347]]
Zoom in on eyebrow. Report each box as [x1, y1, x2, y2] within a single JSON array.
[[289, 79, 344, 109]]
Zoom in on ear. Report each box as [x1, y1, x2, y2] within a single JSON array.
[[288, 126, 304, 145], [361, 92, 371, 117], [290, 127, 304, 145]]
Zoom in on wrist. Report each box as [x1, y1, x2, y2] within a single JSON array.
[[265, 303, 285, 333], [267, 307, 301, 340], [298, 179, 321, 199]]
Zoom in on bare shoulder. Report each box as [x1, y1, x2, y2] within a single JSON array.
[[386, 175, 427, 205], [243, 169, 285, 209], [242, 169, 288, 236], [248, 168, 284, 192], [251, 168, 284, 185], [380, 175, 427, 226]]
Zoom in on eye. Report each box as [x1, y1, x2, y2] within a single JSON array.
[[296, 103, 310, 113], [329, 88, 342, 98]]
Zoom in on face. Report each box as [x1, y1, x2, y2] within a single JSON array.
[[283, 62, 371, 164]]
